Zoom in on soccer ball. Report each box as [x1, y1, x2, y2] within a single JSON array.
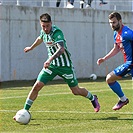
[[89, 74, 97, 80], [14, 109, 31, 125]]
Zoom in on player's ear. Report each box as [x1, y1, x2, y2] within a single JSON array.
[[119, 19, 122, 24]]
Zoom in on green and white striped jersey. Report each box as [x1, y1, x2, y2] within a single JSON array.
[[39, 25, 72, 67]]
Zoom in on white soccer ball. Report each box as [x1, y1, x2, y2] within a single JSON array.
[[15, 109, 31, 125], [89, 74, 97, 80]]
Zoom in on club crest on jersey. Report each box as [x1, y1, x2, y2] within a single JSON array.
[[57, 35, 61, 39]]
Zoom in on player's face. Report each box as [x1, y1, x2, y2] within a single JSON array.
[[109, 17, 121, 32], [40, 21, 52, 34]]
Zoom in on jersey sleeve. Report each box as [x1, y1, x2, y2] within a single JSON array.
[[53, 30, 65, 43], [39, 30, 44, 39], [123, 29, 133, 41]]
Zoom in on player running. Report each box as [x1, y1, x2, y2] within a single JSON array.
[[97, 12, 133, 110], [14, 13, 100, 121]]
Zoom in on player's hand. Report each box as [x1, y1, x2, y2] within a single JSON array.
[[97, 58, 105, 65], [44, 59, 51, 69], [24, 47, 32, 53]]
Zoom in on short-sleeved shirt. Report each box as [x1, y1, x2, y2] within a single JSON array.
[[38, 25, 78, 87], [114, 25, 133, 63], [113, 25, 133, 76]]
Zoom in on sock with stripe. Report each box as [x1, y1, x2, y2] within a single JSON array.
[[24, 99, 33, 110], [86, 92, 94, 101]]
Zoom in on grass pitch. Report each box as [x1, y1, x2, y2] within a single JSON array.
[[0, 78, 133, 133]]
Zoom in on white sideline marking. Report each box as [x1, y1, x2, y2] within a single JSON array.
[[0, 110, 132, 115], [0, 88, 131, 100], [0, 92, 71, 99]]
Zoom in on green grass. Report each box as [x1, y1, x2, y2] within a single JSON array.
[[0, 78, 133, 133]]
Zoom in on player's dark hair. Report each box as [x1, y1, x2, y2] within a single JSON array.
[[40, 13, 51, 22], [108, 12, 122, 21]]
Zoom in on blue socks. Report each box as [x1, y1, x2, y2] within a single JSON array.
[[108, 81, 124, 97]]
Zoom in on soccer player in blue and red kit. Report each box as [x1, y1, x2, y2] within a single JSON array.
[[97, 12, 133, 110]]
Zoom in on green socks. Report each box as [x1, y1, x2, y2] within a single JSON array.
[[24, 99, 33, 110], [86, 92, 94, 101], [24, 93, 94, 110]]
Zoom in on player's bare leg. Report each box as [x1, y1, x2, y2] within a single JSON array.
[[23, 81, 44, 110], [28, 81, 44, 101], [13, 81, 44, 120]]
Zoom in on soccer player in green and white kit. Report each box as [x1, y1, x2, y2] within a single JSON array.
[[14, 13, 100, 120]]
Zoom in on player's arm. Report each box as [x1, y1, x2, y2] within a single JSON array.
[[50, 41, 65, 60], [97, 43, 120, 65], [24, 37, 43, 53], [44, 41, 65, 68]]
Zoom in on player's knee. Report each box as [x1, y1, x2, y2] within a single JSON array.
[[71, 87, 80, 95], [32, 81, 44, 92], [106, 73, 115, 83], [106, 74, 111, 83], [71, 89, 79, 95]]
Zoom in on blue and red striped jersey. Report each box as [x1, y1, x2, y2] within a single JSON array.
[[114, 25, 133, 63]]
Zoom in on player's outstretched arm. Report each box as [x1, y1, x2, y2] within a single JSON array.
[[97, 43, 120, 65], [24, 37, 43, 53], [97, 58, 105, 65]]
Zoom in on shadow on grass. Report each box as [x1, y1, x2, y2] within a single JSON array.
[[0, 80, 36, 89], [0, 76, 131, 89], [31, 116, 133, 121], [93, 117, 133, 121]]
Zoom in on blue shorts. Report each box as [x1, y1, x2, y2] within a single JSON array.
[[113, 61, 132, 77]]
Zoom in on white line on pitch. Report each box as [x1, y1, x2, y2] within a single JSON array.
[[0, 110, 132, 115], [0, 88, 131, 100]]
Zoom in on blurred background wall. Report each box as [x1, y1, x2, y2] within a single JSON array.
[[0, 1, 133, 81]]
